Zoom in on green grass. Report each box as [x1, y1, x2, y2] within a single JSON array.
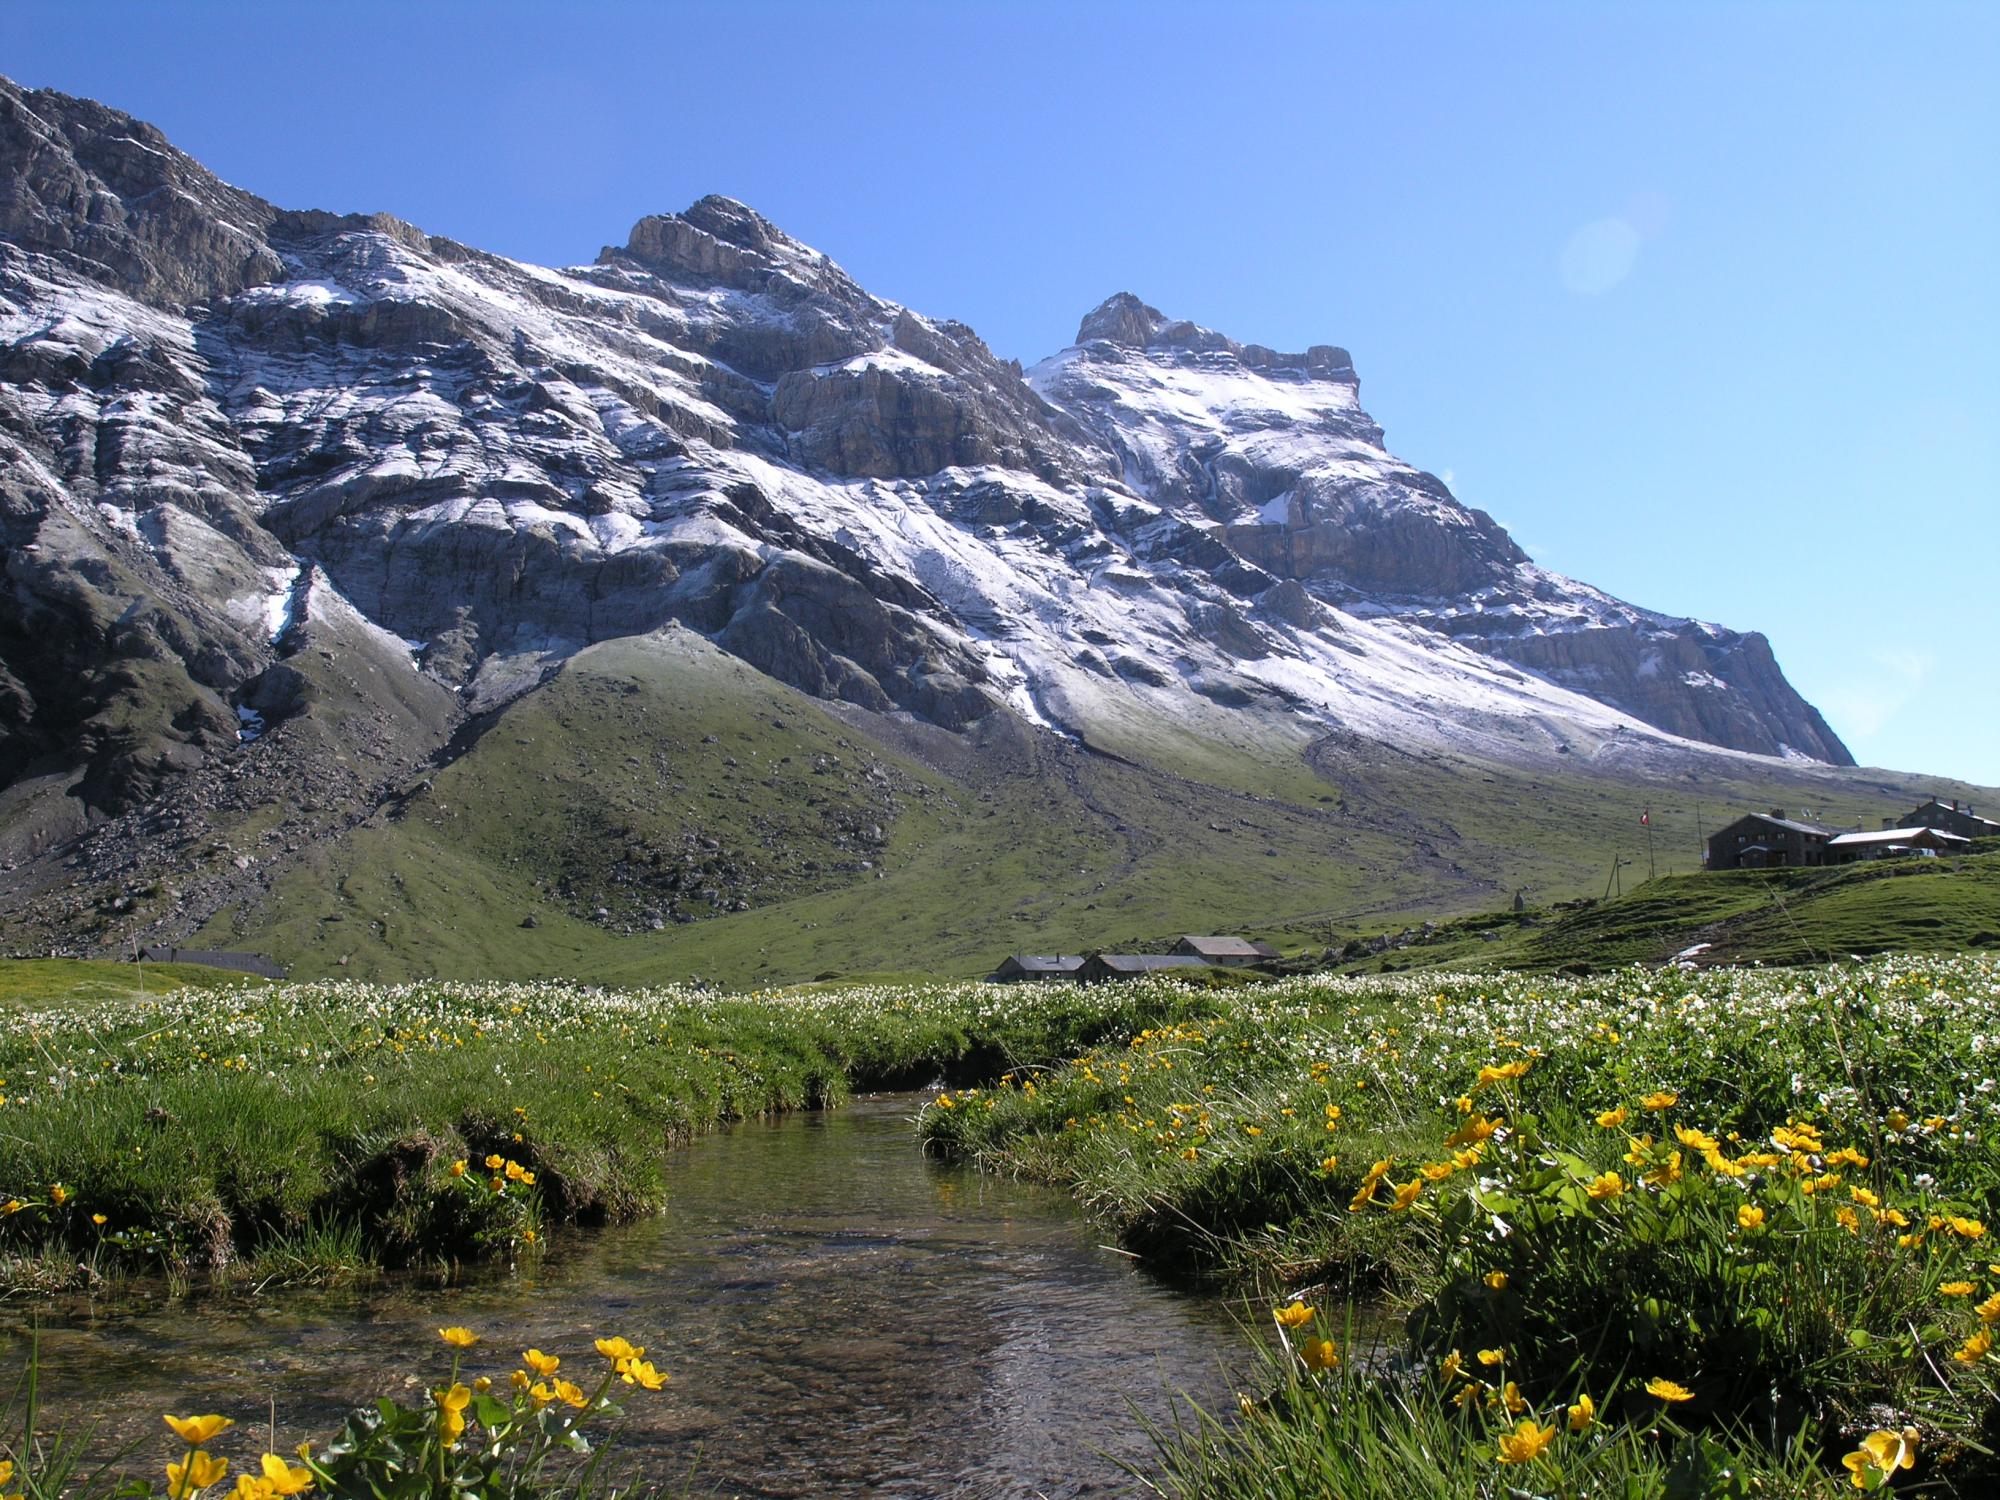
[[0, 972, 1221, 1288], [1319, 848, 2000, 974], [0, 959, 266, 1013], [923, 954, 2000, 1496]]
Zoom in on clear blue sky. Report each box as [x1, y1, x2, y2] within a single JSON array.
[[12, 0, 1997, 784]]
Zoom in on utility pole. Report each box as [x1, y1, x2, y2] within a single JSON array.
[[1643, 808, 1656, 881]]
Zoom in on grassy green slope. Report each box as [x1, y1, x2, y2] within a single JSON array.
[[191, 629, 1999, 986], [1322, 849, 2000, 974], [0, 958, 266, 1012]]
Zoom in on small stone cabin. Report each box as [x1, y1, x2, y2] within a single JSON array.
[[1706, 811, 1838, 870], [1079, 953, 1213, 983], [1173, 935, 1279, 966], [989, 955, 1085, 983], [1890, 799, 2000, 842]]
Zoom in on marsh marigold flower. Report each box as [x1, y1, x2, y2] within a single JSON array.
[[523, 1348, 560, 1377], [434, 1384, 471, 1447], [1645, 1377, 1695, 1403], [1841, 1427, 1918, 1490], [1568, 1393, 1595, 1432], [1738, 1204, 1766, 1232], [1586, 1171, 1625, 1201], [1495, 1419, 1557, 1464], [1484, 1271, 1508, 1290], [1300, 1338, 1339, 1372], [165, 1415, 235, 1446], [1940, 1281, 1975, 1297], [620, 1357, 669, 1389], [1273, 1302, 1314, 1329], [253, 1455, 313, 1497], [1389, 1179, 1423, 1211], [1953, 1328, 1993, 1364], [167, 1452, 229, 1494], [438, 1326, 479, 1348], [1640, 1091, 1678, 1111], [1977, 1292, 2000, 1324], [1595, 1107, 1628, 1129], [1477, 1348, 1506, 1367]]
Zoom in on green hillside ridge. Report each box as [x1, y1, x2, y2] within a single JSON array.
[[169, 630, 1996, 987], [1315, 846, 2000, 974]]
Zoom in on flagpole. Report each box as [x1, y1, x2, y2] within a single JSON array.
[[1643, 809, 1656, 881]]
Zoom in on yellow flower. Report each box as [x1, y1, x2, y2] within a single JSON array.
[[1500, 1380, 1527, 1414], [1348, 1158, 1394, 1212], [484, 1154, 505, 1171], [1477, 1347, 1506, 1367], [1886, 1110, 1910, 1131], [1421, 1161, 1456, 1182], [1644, 1377, 1695, 1402], [1977, 1292, 2000, 1324], [523, 1348, 561, 1377], [1622, 1134, 1655, 1166], [1495, 1418, 1557, 1465], [1300, 1338, 1339, 1372], [1841, 1427, 1919, 1489], [1567, 1393, 1595, 1432], [91, 1212, 108, 1226], [165, 1414, 236, 1446], [620, 1357, 669, 1389], [1953, 1327, 1993, 1364], [1941, 1281, 1976, 1297], [0, 1460, 13, 1486], [438, 1326, 480, 1348], [1595, 1107, 1628, 1129], [434, 1384, 471, 1447], [1738, 1204, 1766, 1232], [167, 1452, 229, 1493], [1388, 1179, 1423, 1211], [448, 1160, 467, 1177], [1949, 1216, 1988, 1240], [49, 1184, 67, 1206], [1640, 1091, 1678, 1111], [1836, 1207, 1861, 1235], [255, 1454, 314, 1496], [1586, 1171, 1625, 1200], [554, 1379, 589, 1409], [527, 1381, 556, 1409], [472, 1375, 492, 1394], [1, 1200, 19, 1215], [1445, 1116, 1499, 1148], [1643, 1151, 1683, 1187], [1483, 1271, 1508, 1291], [1440, 1349, 1465, 1381], [1474, 1060, 1531, 1090], [594, 1335, 644, 1363], [1274, 1302, 1315, 1329], [1674, 1125, 1718, 1153]]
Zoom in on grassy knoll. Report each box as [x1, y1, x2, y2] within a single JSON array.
[[1317, 847, 2000, 975], [924, 954, 2000, 1496], [0, 959, 265, 1013], [0, 972, 1217, 1294]]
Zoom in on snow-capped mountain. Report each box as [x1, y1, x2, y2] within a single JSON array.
[[1, 75, 1849, 877]]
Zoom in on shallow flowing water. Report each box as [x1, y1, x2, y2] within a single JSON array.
[[6, 1095, 1252, 1497]]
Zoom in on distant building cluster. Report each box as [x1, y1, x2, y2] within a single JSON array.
[[988, 935, 1279, 983], [1706, 797, 1990, 872]]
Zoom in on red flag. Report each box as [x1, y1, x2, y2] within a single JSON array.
[[1640, 809, 1650, 826]]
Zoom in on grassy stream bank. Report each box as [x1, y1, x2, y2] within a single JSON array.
[[9, 956, 2000, 1496]]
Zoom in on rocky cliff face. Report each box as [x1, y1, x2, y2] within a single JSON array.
[[0, 75, 1850, 870]]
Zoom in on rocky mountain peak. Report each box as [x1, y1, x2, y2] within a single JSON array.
[[1073, 290, 1357, 385], [601, 194, 858, 304], [0, 74, 281, 307]]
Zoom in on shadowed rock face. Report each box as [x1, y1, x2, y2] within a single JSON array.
[[0, 74, 1851, 847]]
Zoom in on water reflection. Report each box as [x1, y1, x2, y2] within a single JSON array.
[[6, 1096, 1250, 1497]]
